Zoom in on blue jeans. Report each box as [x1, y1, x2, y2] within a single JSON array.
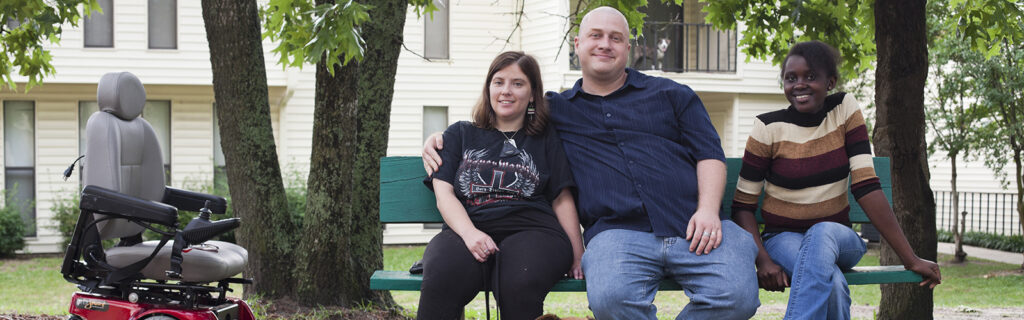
[[763, 222, 867, 320], [582, 220, 760, 320]]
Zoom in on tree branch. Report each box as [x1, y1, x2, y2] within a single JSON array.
[[402, 41, 432, 62]]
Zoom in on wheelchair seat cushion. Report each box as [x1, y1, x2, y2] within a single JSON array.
[[105, 240, 247, 283]]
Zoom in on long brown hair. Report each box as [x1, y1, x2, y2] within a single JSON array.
[[472, 51, 549, 135]]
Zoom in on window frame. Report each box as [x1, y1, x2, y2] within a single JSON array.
[[3, 100, 37, 237], [423, 0, 450, 60], [83, 0, 115, 48], [147, 0, 178, 49]]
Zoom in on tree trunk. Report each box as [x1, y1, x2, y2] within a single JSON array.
[[873, 1, 936, 319], [951, 156, 966, 262], [1015, 146, 1023, 269], [201, 0, 297, 298], [1007, 50, 1024, 270], [294, 0, 408, 306]]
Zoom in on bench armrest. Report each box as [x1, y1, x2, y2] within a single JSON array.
[[81, 185, 178, 226], [162, 187, 228, 214]]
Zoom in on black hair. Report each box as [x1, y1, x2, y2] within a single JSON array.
[[781, 40, 841, 83]]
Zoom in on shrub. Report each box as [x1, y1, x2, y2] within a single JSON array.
[[50, 191, 80, 249], [937, 230, 1024, 253], [53, 168, 310, 246], [142, 168, 308, 243], [0, 192, 28, 257]]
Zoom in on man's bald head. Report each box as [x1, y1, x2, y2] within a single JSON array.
[[580, 6, 630, 37]]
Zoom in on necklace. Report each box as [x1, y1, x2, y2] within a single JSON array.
[[500, 129, 519, 148], [499, 129, 520, 156]]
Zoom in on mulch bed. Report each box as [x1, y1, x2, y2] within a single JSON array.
[[1, 315, 63, 320], [2, 299, 411, 320], [259, 298, 410, 320]]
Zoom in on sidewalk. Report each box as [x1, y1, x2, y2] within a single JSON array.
[[937, 241, 1023, 265]]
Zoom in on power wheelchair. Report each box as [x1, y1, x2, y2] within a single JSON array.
[[61, 72, 255, 320]]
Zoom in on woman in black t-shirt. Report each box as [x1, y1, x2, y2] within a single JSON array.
[[417, 51, 584, 320]]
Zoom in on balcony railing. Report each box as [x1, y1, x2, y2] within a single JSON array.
[[570, 22, 737, 73], [935, 191, 1022, 236]]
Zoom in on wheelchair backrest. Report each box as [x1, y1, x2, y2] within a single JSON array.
[[82, 72, 166, 240]]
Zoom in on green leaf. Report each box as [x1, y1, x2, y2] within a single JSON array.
[[0, 0, 96, 91]]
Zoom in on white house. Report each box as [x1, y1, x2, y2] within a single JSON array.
[[1, 0, 1014, 254]]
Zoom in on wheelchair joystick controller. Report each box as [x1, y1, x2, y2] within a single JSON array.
[[182, 201, 240, 245]]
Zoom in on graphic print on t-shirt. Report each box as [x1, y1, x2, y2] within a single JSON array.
[[457, 148, 539, 206]]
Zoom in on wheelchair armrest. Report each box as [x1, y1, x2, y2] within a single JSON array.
[[80, 185, 178, 226], [162, 187, 228, 214]]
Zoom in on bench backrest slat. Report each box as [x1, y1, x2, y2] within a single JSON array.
[[380, 156, 892, 225]]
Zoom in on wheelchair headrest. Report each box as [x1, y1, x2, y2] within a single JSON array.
[[97, 72, 146, 121]]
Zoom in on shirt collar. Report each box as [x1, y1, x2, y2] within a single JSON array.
[[565, 68, 647, 99]]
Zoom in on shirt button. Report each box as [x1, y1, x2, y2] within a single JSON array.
[[629, 160, 635, 165], [618, 142, 624, 147], [605, 113, 612, 118], [636, 183, 642, 188]]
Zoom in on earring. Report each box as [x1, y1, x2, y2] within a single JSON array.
[[527, 101, 536, 116]]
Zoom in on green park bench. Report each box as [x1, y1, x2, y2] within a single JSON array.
[[370, 156, 922, 292]]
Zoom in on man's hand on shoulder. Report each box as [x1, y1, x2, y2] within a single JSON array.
[[686, 209, 722, 255], [423, 132, 444, 175]]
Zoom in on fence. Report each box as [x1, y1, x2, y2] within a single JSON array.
[[935, 191, 1022, 236], [569, 22, 737, 73]]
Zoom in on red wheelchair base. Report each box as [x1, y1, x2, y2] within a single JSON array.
[[68, 292, 255, 320]]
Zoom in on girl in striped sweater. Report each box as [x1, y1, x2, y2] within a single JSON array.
[[731, 41, 942, 320]]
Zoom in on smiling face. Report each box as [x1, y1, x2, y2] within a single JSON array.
[[575, 7, 631, 81], [488, 64, 533, 129], [783, 55, 837, 114]]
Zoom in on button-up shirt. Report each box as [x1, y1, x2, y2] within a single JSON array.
[[546, 68, 725, 244]]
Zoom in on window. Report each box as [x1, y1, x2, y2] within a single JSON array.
[[78, 100, 172, 184], [148, 0, 177, 49], [84, 0, 114, 47], [424, 0, 449, 59], [6, 17, 21, 30], [144, 101, 172, 183], [212, 106, 227, 193], [422, 105, 447, 229], [78, 102, 98, 160], [4, 101, 36, 237], [422, 106, 448, 143]]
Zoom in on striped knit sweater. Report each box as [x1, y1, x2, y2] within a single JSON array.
[[732, 92, 881, 233]]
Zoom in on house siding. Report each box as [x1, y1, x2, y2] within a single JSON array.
[[387, 1, 521, 156], [2, 0, 1017, 252]]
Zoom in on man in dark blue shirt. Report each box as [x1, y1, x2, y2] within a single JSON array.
[[425, 6, 758, 319]]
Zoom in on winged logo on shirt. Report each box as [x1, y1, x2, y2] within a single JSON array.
[[457, 149, 539, 206]]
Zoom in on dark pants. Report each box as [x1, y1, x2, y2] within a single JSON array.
[[416, 227, 572, 320]]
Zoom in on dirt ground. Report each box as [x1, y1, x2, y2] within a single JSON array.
[[748, 305, 1024, 319], [7, 306, 1024, 320], [1, 309, 408, 320], [255, 298, 410, 320], [0, 298, 411, 320]]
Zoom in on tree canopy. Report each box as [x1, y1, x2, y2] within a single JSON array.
[[702, 0, 1024, 83], [261, 0, 436, 73], [0, 0, 98, 90]]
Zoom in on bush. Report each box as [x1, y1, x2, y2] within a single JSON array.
[[0, 195, 28, 257], [937, 230, 1024, 253], [53, 169, 310, 247], [142, 169, 308, 243], [50, 191, 80, 249]]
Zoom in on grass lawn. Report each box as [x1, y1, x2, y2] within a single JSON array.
[[382, 245, 1024, 320], [2, 245, 1022, 319]]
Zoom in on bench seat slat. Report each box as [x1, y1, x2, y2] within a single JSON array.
[[370, 265, 922, 291]]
